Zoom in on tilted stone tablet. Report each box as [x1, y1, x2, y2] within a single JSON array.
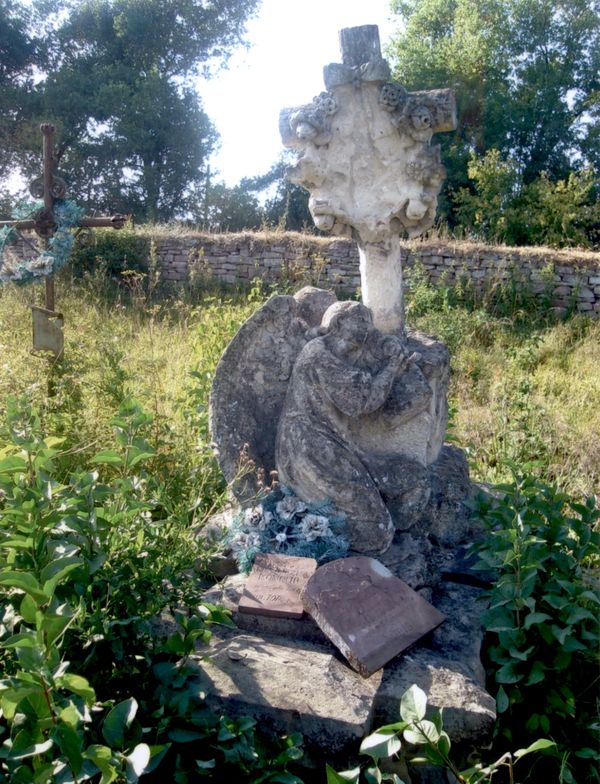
[[302, 556, 445, 676]]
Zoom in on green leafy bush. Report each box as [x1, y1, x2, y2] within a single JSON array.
[[456, 150, 600, 248], [471, 470, 600, 782], [0, 397, 305, 783], [327, 684, 554, 784], [71, 229, 150, 278]]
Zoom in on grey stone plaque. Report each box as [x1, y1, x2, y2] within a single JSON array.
[[238, 553, 317, 619], [302, 556, 445, 676]]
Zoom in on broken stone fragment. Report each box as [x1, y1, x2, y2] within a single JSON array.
[[302, 556, 445, 677]]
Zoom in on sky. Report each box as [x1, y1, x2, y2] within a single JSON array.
[[198, 0, 400, 187]]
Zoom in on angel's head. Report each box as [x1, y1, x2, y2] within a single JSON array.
[[318, 301, 375, 357]]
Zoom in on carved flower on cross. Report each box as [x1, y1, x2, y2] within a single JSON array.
[[314, 91, 338, 117], [411, 106, 433, 131], [408, 104, 435, 142]]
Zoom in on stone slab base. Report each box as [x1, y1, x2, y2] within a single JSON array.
[[196, 577, 495, 767], [190, 626, 381, 762]]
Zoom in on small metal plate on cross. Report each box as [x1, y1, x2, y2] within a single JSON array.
[[31, 306, 64, 359]]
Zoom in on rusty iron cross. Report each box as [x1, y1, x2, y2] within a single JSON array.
[[0, 123, 126, 358]]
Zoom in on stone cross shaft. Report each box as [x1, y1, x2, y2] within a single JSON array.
[[280, 25, 456, 334], [0, 123, 126, 312]]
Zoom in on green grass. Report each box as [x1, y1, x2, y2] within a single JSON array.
[[0, 270, 263, 524], [404, 266, 600, 498], [1, 265, 599, 503]]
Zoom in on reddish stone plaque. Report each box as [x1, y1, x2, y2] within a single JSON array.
[[238, 553, 318, 619], [302, 556, 445, 676]]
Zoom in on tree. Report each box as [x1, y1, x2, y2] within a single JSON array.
[[455, 150, 600, 247], [0, 0, 39, 213], [387, 0, 600, 238], [202, 181, 264, 232], [1, 0, 260, 221], [243, 155, 313, 232]]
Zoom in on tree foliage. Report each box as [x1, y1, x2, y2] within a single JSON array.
[[202, 181, 264, 233], [242, 155, 313, 232], [388, 0, 600, 246], [0, 0, 259, 222], [456, 152, 600, 247], [202, 155, 313, 233], [0, 0, 38, 211]]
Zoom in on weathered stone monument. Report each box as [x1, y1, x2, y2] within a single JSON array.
[[279, 25, 455, 335], [211, 25, 471, 562], [201, 25, 495, 775]]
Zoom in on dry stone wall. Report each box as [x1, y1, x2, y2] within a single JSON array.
[[152, 232, 600, 316]]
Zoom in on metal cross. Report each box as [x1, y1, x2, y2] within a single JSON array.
[[0, 123, 126, 358]]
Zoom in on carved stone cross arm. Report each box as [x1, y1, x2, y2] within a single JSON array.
[[280, 25, 457, 334]]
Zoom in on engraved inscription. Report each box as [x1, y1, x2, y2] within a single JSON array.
[[238, 553, 318, 619]]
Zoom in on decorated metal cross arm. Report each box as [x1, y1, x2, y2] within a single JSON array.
[[279, 26, 457, 334], [0, 123, 126, 357]]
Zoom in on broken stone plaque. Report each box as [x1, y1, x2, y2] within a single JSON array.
[[302, 556, 445, 676], [238, 552, 317, 619]]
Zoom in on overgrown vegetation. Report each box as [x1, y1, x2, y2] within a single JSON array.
[[70, 228, 151, 280], [388, 0, 600, 249], [0, 264, 598, 781], [1, 260, 599, 499], [0, 397, 304, 782], [328, 684, 556, 784], [405, 263, 600, 499], [472, 472, 599, 782]]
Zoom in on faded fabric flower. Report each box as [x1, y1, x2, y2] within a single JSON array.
[[273, 531, 288, 548], [276, 496, 307, 521], [299, 514, 332, 542], [230, 531, 261, 554], [242, 506, 270, 531]]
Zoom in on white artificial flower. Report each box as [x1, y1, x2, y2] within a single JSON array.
[[230, 530, 261, 554], [299, 514, 332, 542], [276, 496, 307, 521], [274, 531, 288, 547], [243, 505, 267, 530]]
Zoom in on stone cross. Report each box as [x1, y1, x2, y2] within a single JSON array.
[[0, 123, 126, 357], [280, 25, 456, 334]]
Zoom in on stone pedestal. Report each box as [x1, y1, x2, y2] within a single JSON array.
[[192, 566, 495, 774]]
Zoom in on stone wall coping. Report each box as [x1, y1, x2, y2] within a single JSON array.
[[135, 229, 600, 270]]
